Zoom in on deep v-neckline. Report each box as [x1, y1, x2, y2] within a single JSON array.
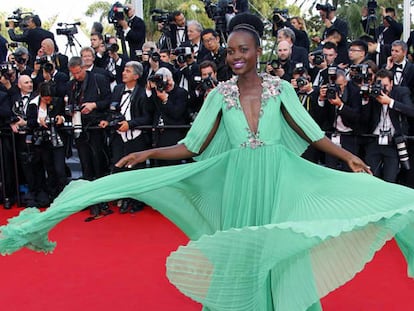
[[238, 82, 263, 135]]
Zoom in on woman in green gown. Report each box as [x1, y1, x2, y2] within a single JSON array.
[[1, 13, 414, 311]]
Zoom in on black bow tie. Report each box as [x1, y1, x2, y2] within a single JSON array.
[[177, 26, 185, 30], [22, 96, 29, 100], [123, 90, 132, 95], [394, 63, 403, 69]]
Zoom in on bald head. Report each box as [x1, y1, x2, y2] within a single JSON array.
[[277, 40, 291, 61], [41, 38, 55, 55], [18, 75, 33, 95]]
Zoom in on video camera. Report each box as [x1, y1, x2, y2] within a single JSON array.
[[151, 8, 172, 24], [56, 22, 80, 36], [369, 80, 385, 97], [173, 47, 193, 64], [367, 0, 378, 16], [316, 3, 336, 13], [149, 73, 168, 92], [5, 9, 32, 29], [108, 1, 130, 24], [273, 8, 289, 27], [293, 63, 308, 87], [144, 48, 161, 62], [202, 0, 233, 34], [35, 55, 54, 73], [195, 73, 218, 92], [0, 62, 16, 80]]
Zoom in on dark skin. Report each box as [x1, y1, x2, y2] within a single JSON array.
[[116, 29, 372, 174]]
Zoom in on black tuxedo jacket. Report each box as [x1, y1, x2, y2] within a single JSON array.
[[126, 16, 146, 60], [201, 47, 233, 81], [291, 45, 309, 68], [322, 18, 348, 45], [169, 24, 189, 50], [367, 44, 391, 68], [66, 71, 111, 126], [0, 90, 13, 126], [362, 19, 403, 45], [111, 84, 152, 129], [390, 62, 414, 92], [26, 95, 65, 131], [53, 53, 69, 76], [362, 86, 414, 136]]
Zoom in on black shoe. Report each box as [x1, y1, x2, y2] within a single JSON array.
[[119, 200, 130, 214], [129, 201, 144, 213], [3, 198, 11, 209], [89, 204, 100, 217]]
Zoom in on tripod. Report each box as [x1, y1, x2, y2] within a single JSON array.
[[64, 33, 82, 57]]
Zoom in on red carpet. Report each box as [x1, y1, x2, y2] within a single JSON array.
[[1, 206, 413, 311]]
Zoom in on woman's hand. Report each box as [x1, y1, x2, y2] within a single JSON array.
[[115, 151, 150, 169], [346, 155, 372, 174]]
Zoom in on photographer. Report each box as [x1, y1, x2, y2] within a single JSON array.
[[275, 13, 310, 52], [266, 41, 296, 81], [309, 42, 337, 87], [7, 14, 55, 66], [80, 46, 113, 85], [90, 32, 110, 69], [361, 69, 414, 182], [40, 38, 69, 76], [26, 82, 67, 203], [317, 68, 363, 171], [113, 4, 146, 61], [183, 20, 208, 63], [9, 75, 44, 207], [99, 61, 151, 213], [200, 28, 232, 82], [361, 6, 402, 46], [169, 11, 189, 49], [277, 28, 309, 68], [0, 25, 7, 63], [360, 34, 391, 68], [145, 67, 189, 166], [105, 41, 128, 88], [10, 47, 33, 78], [313, 3, 348, 47]]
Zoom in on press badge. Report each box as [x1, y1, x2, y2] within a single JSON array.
[[378, 130, 391, 145], [331, 133, 341, 146]]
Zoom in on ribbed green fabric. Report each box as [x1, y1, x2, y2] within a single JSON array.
[[1, 75, 414, 311]]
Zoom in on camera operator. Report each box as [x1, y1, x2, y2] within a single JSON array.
[[347, 40, 369, 79], [174, 45, 200, 95], [198, 60, 218, 100], [317, 68, 363, 171], [266, 40, 296, 81], [7, 15, 55, 66], [113, 4, 146, 61], [200, 28, 233, 82], [359, 34, 391, 68], [0, 62, 18, 95], [277, 28, 309, 68], [309, 42, 338, 87], [313, 3, 348, 47], [361, 69, 414, 182], [99, 61, 151, 213], [105, 41, 128, 88], [145, 67, 189, 166], [9, 75, 45, 207], [26, 82, 67, 203], [40, 38, 69, 76], [361, 6, 402, 46]]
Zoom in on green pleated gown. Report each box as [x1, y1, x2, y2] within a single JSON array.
[[1, 74, 414, 311]]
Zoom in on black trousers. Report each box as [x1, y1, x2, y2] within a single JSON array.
[[110, 133, 149, 173], [325, 133, 359, 172], [365, 139, 399, 183], [75, 129, 109, 180]]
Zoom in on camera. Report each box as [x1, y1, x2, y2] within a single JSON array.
[[108, 102, 126, 130], [394, 135, 410, 170], [369, 80, 385, 97], [273, 8, 289, 27], [106, 43, 119, 53], [293, 63, 305, 75], [108, 1, 130, 24], [202, 0, 233, 34], [147, 48, 161, 62], [267, 59, 281, 70], [195, 73, 218, 92], [5, 9, 31, 29], [310, 50, 325, 66], [56, 22, 80, 36], [149, 73, 168, 92], [350, 64, 370, 84], [316, 3, 336, 12], [151, 8, 172, 24], [296, 77, 308, 88], [8, 42, 19, 48], [35, 55, 54, 73], [13, 53, 27, 65], [32, 117, 64, 148], [173, 47, 193, 64], [0, 62, 16, 80], [367, 0, 378, 16], [326, 66, 339, 100]]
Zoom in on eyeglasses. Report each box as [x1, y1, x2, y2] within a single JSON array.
[[349, 49, 363, 52], [203, 37, 217, 44]]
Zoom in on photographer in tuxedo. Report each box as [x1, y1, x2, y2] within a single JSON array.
[[99, 61, 151, 213], [361, 69, 414, 182], [145, 67, 189, 166], [40, 38, 69, 76]]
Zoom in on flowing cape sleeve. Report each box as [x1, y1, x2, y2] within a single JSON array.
[[178, 88, 232, 161], [278, 80, 325, 155]]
